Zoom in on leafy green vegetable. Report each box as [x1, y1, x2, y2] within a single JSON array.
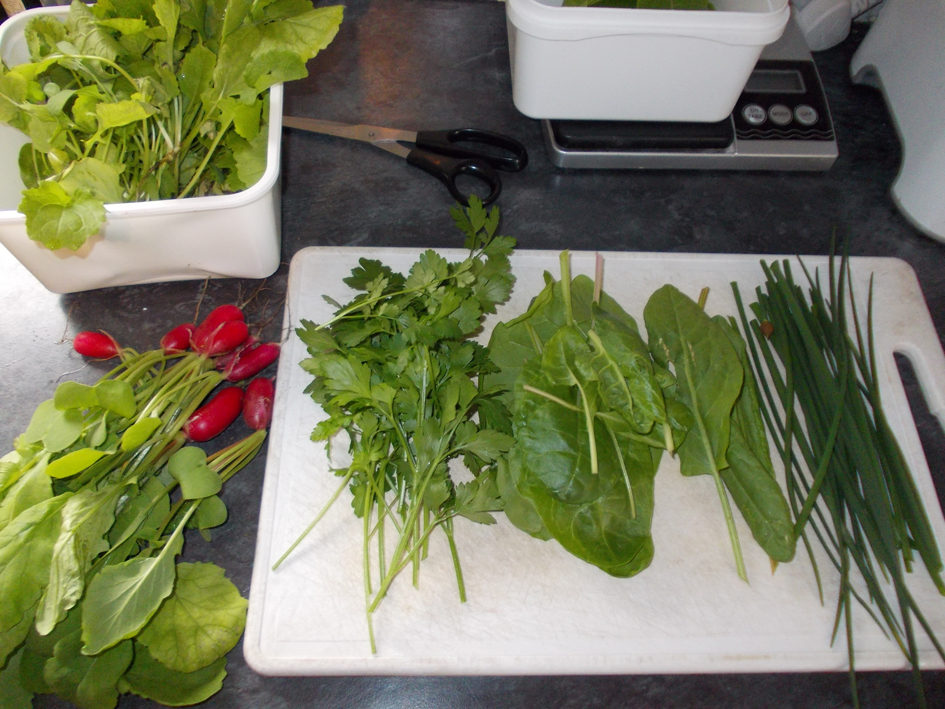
[[36, 486, 119, 635], [45, 448, 109, 479], [714, 315, 795, 563], [0, 494, 71, 666], [121, 644, 227, 707], [282, 197, 516, 652], [735, 252, 945, 706], [0, 0, 343, 250], [487, 253, 677, 577], [0, 647, 33, 709], [511, 354, 660, 576], [0, 335, 270, 705], [0, 464, 52, 534], [137, 562, 247, 673], [167, 446, 222, 500], [43, 632, 132, 709], [81, 533, 183, 655], [644, 284, 795, 580]]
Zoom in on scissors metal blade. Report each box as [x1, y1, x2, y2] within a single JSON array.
[[282, 116, 417, 151]]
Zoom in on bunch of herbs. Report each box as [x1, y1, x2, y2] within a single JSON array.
[[279, 197, 517, 652], [734, 251, 945, 707]]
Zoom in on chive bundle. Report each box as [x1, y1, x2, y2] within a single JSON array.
[[732, 251, 945, 708]]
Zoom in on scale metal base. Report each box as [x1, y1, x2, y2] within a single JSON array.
[[543, 19, 838, 171]]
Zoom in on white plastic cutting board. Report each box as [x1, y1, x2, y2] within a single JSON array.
[[245, 248, 945, 676]]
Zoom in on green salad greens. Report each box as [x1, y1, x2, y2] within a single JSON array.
[[484, 253, 689, 578], [0, 0, 343, 251], [644, 285, 795, 581], [0, 340, 267, 708], [486, 255, 794, 581]]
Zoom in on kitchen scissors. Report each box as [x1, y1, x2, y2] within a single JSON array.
[[282, 116, 528, 206]]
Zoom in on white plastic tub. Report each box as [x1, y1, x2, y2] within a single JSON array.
[[506, 0, 791, 122], [0, 7, 282, 294]]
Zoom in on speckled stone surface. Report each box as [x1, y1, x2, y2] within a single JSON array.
[[2, 1, 944, 707]]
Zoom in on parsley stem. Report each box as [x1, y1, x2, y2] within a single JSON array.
[[444, 518, 466, 603], [272, 466, 356, 570]]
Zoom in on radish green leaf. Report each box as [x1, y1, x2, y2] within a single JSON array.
[[122, 644, 226, 707], [80, 534, 182, 655], [137, 562, 246, 673]]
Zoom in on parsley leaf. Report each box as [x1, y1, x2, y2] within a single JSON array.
[[288, 198, 516, 652]]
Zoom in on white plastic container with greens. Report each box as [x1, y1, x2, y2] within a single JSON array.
[[0, 3, 341, 294], [505, 0, 791, 122]]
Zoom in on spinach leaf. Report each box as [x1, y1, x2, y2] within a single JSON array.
[[489, 253, 673, 577], [714, 315, 796, 563], [644, 285, 795, 576], [645, 284, 742, 478], [511, 352, 660, 576], [644, 283, 748, 579], [495, 456, 550, 540]]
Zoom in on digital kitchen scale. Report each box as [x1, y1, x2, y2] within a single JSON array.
[[543, 17, 838, 171]]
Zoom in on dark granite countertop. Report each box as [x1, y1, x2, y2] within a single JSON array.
[[3, 1, 945, 707]]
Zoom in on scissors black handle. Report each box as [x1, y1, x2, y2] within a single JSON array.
[[414, 129, 528, 172], [406, 148, 502, 206]]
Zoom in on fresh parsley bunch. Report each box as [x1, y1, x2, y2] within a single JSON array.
[[0, 0, 343, 250], [279, 198, 517, 652]]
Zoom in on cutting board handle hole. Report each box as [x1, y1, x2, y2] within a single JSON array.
[[895, 352, 945, 496]]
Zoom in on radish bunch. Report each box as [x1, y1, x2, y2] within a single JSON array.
[[0, 303, 279, 708], [74, 304, 280, 441]]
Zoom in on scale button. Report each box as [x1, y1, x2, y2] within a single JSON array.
[[795, 104, 819, 125], [742, 104, 767, 125], [768, 104, 793, 125]]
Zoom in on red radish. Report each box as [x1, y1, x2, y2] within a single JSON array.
[[225, 342, 280, 382], [161, 323, 196, 354], [73, 331, 120, 359], [243, 378, 275, 430], [184, 387, 245, 442], [191, 305, 244, 353], [198, 320, 249, 356], [214, 336, 259, 371]]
